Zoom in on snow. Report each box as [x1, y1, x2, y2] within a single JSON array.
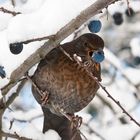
[[130, 37, 140, 57], [7, 0, 96, 43]]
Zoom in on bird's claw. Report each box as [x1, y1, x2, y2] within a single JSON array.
[[64, 113, 82, 129], [71, 115, 82, 128]]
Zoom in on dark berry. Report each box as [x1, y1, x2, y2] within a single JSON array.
[[92, 50, 104, 63], [87, 105, 98, 118], [133, 56, 140, 66], [125, 7, 135, 17], [119, 117, 128, 124], [88, 20, 102, 33], [113, 12, 123, 25], [0, 66, 6, 78], [10, 43, 23, 54]]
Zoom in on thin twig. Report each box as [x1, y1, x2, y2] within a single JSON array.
[[0, 79, 27, 114], [78, 130, 88, 140], [131, 130, 140, 140], [59, 46, 73, 61], [9, 119, 14, 130], [18, 35, 55, 44], [11, 0, 15, 7], [83, 122, 106, 140], [73, 54, 140, 127], [1, 131, 32, 140], [0, 79, 27, 140], [0, 7, 21, 16], [126, 0, 130, 15], [73, 24, 87, 39], [5, 79, 27, 110], [96, 93, 116, 114], [25, 73, 45, 97]]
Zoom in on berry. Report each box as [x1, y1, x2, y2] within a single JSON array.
[[92, 50, 104, 63], [125, 7, 135, 17], [87, 105, 98, 118], [10, 43, 23, 54], [88, 20, 102, 33], [113, 12, 123, 25], [0, 66, 6, 78], [133, 56, 140, 66]]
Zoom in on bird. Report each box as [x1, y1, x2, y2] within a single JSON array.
[[31, 33, 104, 137]]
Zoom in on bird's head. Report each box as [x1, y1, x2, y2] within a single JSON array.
[[74, 33, 104, 64]]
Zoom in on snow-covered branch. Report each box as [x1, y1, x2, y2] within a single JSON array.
[[1, 0, 117, 96]]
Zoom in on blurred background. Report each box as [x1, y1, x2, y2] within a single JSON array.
[[0, 0, 140, 139]]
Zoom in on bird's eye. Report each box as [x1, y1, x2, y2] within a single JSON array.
[[88, 51, 93, 57]]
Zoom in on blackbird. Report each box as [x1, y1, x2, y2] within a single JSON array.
[[31, 33, 104, 137]]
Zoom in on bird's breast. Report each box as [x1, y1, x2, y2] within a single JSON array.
[[32, 50, 100, 114]]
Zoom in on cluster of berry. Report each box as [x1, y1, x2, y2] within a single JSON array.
[[113, 7, 135, 25]]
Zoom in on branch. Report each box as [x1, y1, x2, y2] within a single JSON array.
[[14, 35, 55, 44], [83, 122, 106, 140], [0, 79, 27, 139], [11, 0, 15, 7], [99, 84, 140, 127], [5, 79, 27, 110], [0, 79, 27, 113], [1, 0, 117, 96], [1, 131, 32, 140], [96, 93, 116, 114], [0, 7, 21, 16], [131, 131, 140, 140]]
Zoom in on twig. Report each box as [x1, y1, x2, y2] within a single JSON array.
[[25, 73, 45, 97], [1, 131, 32, 140], [83, 122, 106, 140], [59, 46, 73, 61], [96, 93, 116, 114], [9, 119, 14, 130], [131, 130, 140, 140], [5, 79, 27, 110], [73, 24, 87, 39], [0, 7, 21, 16], [11, 0, 15, 7], [78, 130, 88, 140], [0, 79, 27, 139], [73, 54, 140, 127], [93, 77, 140, 127], [1, 0, 118, 96], [12, 113, 43, 123], [126, 0, 130, 15], [16, 35, 55, 44]]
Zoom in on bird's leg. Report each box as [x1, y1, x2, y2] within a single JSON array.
[[64, 113, 82, 129]]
